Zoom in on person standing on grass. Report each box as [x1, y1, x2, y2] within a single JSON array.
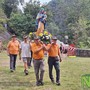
[[31, 36, 46, 86], [7, 35, 20, 72], [47, 36, 62, 86], [19, 36, 31, 75]]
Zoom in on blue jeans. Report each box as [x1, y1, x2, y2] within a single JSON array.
[[10, 54, 17, 70], [48, 56, 60, 82]]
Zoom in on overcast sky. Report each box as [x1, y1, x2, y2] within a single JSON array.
[[18, 0, 51, 12], [25, 0, 51, 4]]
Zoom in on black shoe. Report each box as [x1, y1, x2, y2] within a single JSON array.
[[51, 79, 55, 84], [39, 81, 44, 86], [24, 70, 28, 75], [36, 81, 41, 86], [10, 69, 14, 72], [56, 81, 60, 86]]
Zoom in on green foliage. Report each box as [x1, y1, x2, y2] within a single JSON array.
[[47, 22, 59, 35], [0, 8, 7, 33], [8, 13, 36, 37], [47, 0, 90, 48], [0, 0, 7, 34], [24, 3, 40, 19], [2, 0, 19, 18], [0, 24, 6, 33]]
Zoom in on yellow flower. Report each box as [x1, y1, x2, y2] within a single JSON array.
[[29, 32, 33, 37], [39, 33, 43, 37], [49, 34, 52, 37], [44, 31, 48, 35]]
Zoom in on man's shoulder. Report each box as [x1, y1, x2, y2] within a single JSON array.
[[15, 40, 20, 44], [47, 44, 51, 47], [21, 41, 24, 44], [8, 40, 12, 44], [31, 42, 36, 46], [56, 44, 59, 47]]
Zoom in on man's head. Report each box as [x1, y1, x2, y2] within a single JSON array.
[[12, 34, 16, 41], [23, 36, 28, 42], [34, 36, 40, 44], [51, 36, 57, 44]]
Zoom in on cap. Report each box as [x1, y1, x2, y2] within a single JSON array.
[[34, 36, 39, 40], [12, 34, 16, 37], [52, 36, 57, 40], [23, 36, 28, 39]]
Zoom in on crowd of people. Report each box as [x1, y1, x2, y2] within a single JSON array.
[[7, 34, 62, 86]]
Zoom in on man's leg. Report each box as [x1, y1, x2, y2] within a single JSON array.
[[48, 57, 54, 83], [33, 59, 40, 85], [23, 57, 28, 75], [13, 55, 17, 70], [30, 51, 33, 66], [27, 57, 31, 68], [10, 54, 14, 72], [54, 60, 60, 85], [39, 60, 45, 85]]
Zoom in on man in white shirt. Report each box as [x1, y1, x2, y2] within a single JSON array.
[[19, 36, 31, 75]]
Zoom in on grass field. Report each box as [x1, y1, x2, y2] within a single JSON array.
[[0, 51, 90, 90]]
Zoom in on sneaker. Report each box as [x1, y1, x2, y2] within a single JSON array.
[[24, 70, 28, 75], [56, 81, 60, 86]]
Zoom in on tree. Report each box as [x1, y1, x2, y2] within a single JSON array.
[[2, 0, 19, 18], [8, 0, 41, 37], [8, 13, 36, 37], [47, 0, 90, 48]]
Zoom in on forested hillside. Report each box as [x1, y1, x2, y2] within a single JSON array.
[[47, 0, 90, 48], [0, 0, 10, 49], [0, 0, 7, 33]]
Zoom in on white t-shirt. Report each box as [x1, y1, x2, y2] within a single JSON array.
[[20, 41, 31, 58]]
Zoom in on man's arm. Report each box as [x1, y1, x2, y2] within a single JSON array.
[[34, 45, 44, 54], [58, 48, 62, 62], [19, 48, 21, 60], [19, 43, 22, 60], [46, 42, 54, 51]]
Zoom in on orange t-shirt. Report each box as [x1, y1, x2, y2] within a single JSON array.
[[7, 40, 20, 55], [31, 42, 44, 60], [47, 44, 60, 57]]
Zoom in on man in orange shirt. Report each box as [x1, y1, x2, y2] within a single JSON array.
[[31, 36, 46, 86], [47, 36, 62, 85], [7, 35, 20, 72]]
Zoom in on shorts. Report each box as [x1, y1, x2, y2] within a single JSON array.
[[22, 57, 30, 63]]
